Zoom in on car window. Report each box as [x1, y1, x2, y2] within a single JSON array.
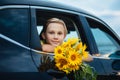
[[91, 28, 118, 54], [0, 8, 33, 71], [36, 24, 79, 42], [35, 9, 80, 48], [86, 18, 119, 54], [0, 8, 30, 48], [30, 8, 81, 74]]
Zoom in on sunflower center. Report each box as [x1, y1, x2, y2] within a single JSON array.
[[71, 54, 76, 61], [59, 59, 67, 67], [58, 49, 62, 54], [60, 59, 67, 65]]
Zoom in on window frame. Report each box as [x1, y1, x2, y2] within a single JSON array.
[[30, 6, 88, 68], [30, 6, 83, 49], [78, 16, 99, 55]]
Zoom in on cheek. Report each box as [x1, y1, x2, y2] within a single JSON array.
[[59, 35, 65, 41], [45, 35, 52, 41], [44, 34, 51, 43]]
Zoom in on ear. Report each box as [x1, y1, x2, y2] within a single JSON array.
[[42, 33, 45, 39]]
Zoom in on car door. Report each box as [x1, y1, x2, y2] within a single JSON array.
[[85, 17, 120, 75]]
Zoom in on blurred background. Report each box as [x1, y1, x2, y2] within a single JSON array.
[[50, 0, 120, 37]]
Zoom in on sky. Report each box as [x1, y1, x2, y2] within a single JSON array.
[[50, 0, 120, 37]]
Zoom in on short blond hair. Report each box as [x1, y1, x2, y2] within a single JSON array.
[[46, 18, 67, 35]]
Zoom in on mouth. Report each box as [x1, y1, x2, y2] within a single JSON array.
[[52, 41, 59, 44], [51, 41, 60, 45]]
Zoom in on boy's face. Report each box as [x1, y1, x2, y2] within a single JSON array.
[[43, 23, 65, 47]]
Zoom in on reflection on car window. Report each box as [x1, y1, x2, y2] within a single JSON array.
[[0, 9, 29, 47], [91, 28, 118, 54]]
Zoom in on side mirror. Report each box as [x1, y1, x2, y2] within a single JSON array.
[[110, 50, 120, 70], [115, 50, 120, 55], [109, 50, 120, 58]]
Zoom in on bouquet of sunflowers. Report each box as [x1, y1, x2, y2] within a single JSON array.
[[39, 38, 97, 80], [54, 38, 97, 80]]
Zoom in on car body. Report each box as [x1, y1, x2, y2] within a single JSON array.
[[0, 0, 120, 79]]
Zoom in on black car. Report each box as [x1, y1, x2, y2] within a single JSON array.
[[0, 0, 120, 80]]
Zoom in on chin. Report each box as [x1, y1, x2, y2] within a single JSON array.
[[52, 44, 60, 47]]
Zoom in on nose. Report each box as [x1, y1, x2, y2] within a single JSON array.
[[54, 34, 58, 39]]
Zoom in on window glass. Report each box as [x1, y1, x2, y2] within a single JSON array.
[[87, 18, 119, 54], [0, 8, 34, 72], [0, 9, 30, 47], [91, 28, 118, 54]]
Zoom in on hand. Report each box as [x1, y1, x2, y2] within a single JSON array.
[[82, 54, 93, 62]]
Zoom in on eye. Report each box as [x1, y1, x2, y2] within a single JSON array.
[[58, 32, 63, 35], [49, 31, 54, 34]]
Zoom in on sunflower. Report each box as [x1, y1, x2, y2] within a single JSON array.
[[61, 41, 71, 48], [62, 69, 70, 74], [82, 51, 88, 59], [68, 50, 82, 66], [55, 55, 69, 70], [64, 47, 74, 57], [68, 64, 80, 71], [76, 42, 82, 51], [82, 44, 87, 51], [67, 38, 79, 46], [54, 46, 64, 57]]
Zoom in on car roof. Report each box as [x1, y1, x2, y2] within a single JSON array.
[[0, 0, 85, 12], [0, 0, 109, 27], [0, 0, 102, 20]]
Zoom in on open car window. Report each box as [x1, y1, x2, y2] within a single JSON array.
[[36, 9, 80, 44], [30, 8, 82, 73]]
